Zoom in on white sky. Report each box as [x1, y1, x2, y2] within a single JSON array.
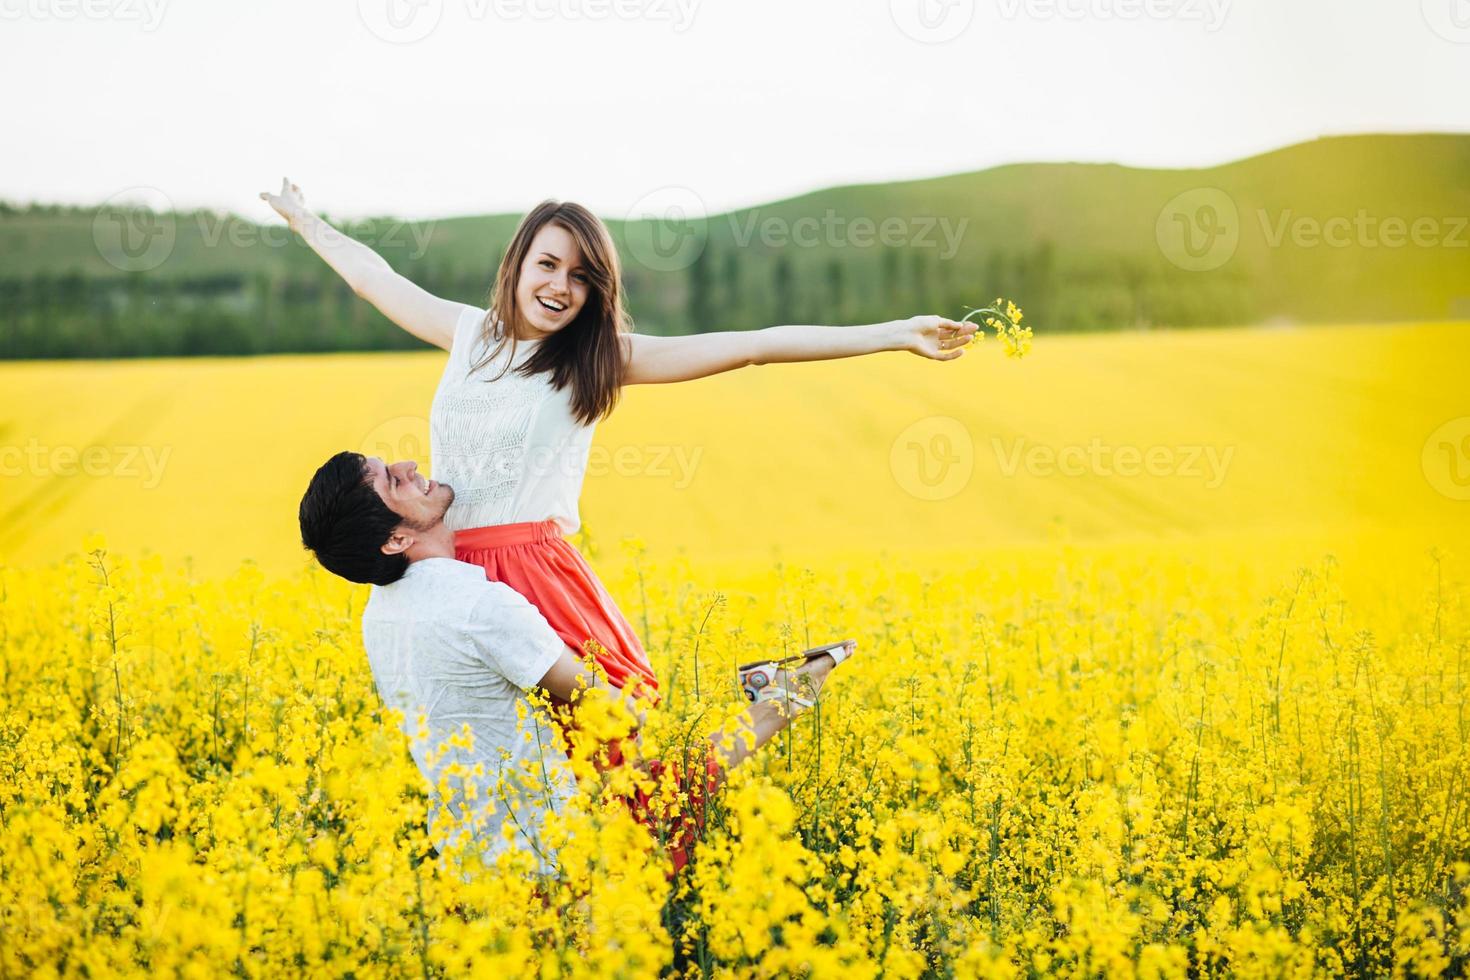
[[2, 0, 1467, 221]]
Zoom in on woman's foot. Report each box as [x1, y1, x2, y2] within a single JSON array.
[[786, 639, 854, 702]]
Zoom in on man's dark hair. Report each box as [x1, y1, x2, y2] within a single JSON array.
[[298, 451, 408, 586]]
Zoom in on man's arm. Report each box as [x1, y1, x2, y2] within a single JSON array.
[[535, 649, 648, 731], [468, 583, 649, 731]]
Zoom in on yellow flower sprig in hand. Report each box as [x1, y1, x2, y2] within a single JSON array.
[[960, 297, 1032, 358]]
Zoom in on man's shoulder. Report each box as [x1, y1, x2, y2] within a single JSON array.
[[364, 558, 495, 623]]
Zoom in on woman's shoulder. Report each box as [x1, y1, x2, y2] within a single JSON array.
[[449, 305, 489, 357]]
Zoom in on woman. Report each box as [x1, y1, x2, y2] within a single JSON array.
[[260, 179, 970, 715]]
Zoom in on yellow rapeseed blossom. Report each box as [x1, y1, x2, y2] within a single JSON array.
[[962, 297, 1033, 358], [0, 538, 1466, 976]]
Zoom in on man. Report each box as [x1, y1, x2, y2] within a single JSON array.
[[297, 450, 851, 874]]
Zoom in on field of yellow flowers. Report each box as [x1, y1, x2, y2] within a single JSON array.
[[1, 320, 1468, 976]]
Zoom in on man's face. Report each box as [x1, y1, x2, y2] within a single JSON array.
[[364, 457, 454, 531]]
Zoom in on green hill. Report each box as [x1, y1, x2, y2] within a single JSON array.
[[2, 133, 1466, 358]]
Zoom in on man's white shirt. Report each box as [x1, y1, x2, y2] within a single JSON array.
[[361, 557, 573, 875]]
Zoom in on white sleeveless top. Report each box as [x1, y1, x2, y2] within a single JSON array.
[[430, 305, 595, 534]]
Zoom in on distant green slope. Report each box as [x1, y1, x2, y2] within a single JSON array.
[[1, 133, 1466, 358], [678, 132, 1470, 327]]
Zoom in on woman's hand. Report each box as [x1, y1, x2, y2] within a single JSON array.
[[900, 315, 978, 361], [258, 177, 311, 232]]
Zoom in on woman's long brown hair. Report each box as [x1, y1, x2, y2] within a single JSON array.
[[472, 200, 630, 425]]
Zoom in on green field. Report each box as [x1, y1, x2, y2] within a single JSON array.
[[3, 133, 1468, 359]]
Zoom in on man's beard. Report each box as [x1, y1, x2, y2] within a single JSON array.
[[403, 484, 454, 532]]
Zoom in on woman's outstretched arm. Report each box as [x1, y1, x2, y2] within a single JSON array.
[[259, 178, 467, 351], [621, 315, 978, 385]]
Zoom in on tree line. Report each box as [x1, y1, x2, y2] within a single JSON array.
[[1, 229, 1260, 359]]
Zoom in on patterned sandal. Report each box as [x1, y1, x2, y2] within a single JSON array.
[[738, 639, 858, 706]]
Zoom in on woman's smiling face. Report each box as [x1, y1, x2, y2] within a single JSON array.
[[514, 222, 590, 338]]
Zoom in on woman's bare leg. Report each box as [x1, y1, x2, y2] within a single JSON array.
[[709, 642, 850, 770]]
